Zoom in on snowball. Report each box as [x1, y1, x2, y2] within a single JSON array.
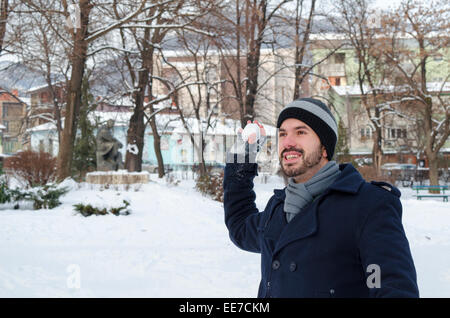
[[241, 123, 261, 142]]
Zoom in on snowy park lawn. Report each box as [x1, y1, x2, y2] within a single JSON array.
[[0, 174, 449, 298]]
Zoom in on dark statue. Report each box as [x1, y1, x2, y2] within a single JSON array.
[[96, 119, 124, 171]]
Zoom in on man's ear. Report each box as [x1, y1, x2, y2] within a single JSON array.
[[322, 146, 328, 159]]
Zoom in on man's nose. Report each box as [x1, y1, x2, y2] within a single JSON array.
[[281, 133, 296, 149]]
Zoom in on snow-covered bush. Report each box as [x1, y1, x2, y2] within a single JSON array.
[[73, 200, 131, 217], [195, 170, 224, 202], [30, 185, 69, 210], [0, 180, 68, 210], [3, 150, 57, 188]]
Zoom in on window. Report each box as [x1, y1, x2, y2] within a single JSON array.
[[360, 126, 373, 139], [3, 103, 23, 117], [387, 128, 407, 139], [9, 121, 21, 134], [48, 139, 53, 155], [328, 77, 343, 86], [206, 67, 217, 82], [334, 53, 345, 64]]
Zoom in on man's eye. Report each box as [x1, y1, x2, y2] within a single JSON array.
[[279, 133, 286, 137], [297, 131, 305, 135]]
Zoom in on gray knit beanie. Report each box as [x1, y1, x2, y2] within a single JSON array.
[[277, 98, 338, 160]]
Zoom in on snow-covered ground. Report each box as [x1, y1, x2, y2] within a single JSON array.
[[0, 174, 449, 298]]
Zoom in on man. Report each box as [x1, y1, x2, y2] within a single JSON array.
[[223, 98, 419, 298]]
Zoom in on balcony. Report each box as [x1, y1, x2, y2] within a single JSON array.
[[318, 63, 346, 77]]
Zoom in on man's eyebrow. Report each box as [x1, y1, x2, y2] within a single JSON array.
[[279, 125, 309, 132]]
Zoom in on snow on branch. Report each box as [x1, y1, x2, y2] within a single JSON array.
[[87, 46, 140, 56], [120, 24, 217, 37], [86, 1, 173, 43], [376, 97, 422, 111], [28, 113, 56, 124]]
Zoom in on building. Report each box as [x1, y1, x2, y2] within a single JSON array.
[[153, 48, 310, 128], [0, 88, 28, 154], [27, 110, 278, 172], [328, 83, 450, 166]]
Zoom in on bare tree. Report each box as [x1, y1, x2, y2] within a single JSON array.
[[12, 1, 68, 144], [212, 0, 291, 127], [292, 0, 316, 99], [160, 23, 227, 177], [111, 1, 176, 174], [18, 0, 153, 180], [381, 0, 449, 186], [106, 0, 216, 174], [330, 0, 390, 174]]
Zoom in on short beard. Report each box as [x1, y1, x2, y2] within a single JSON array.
[[279, 144, 323, 178]]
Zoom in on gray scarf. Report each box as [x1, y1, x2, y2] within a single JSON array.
[[284, 161, 340, 223]]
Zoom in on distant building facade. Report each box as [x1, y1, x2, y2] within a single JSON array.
[[0, 89, 27, 154]]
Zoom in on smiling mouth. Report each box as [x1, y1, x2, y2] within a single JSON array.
[[283, 152, 302, 163]]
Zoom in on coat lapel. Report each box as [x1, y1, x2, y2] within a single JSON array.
[[262, 191, 285, 246], [271, 164, 365, 255], [273, 197, 320, 255]]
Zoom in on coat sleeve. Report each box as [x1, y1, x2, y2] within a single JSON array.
[[223, 162, 264, 253], [357, 190, 419, 298]]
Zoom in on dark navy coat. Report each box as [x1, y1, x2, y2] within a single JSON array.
[[223, 162, 419, 298]]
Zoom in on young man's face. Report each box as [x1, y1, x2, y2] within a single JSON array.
[[278, 118, 328, 182]]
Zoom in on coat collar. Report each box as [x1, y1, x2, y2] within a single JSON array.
[[328, 164, 365, 194], [269, 164, 365, 256], [272, 163, 364, 201]]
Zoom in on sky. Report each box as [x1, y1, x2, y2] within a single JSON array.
[[373, 0, 404, 9]]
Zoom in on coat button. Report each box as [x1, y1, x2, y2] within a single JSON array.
[[272, 260, 280, 270], [289, 262, 297, 272]]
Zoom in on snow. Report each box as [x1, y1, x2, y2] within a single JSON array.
[[86, 170, 149, 176], [332, 82, 450, 97], [126, 144, 139, 155], [0, 175, 449, 298]]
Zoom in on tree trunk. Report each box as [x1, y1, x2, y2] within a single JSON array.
[[125, 22, 157, 173], [195, 133, 207, 177], [150, 119, 165, 178], [373, 125, 383, 176], [147, 78, 165, 178], [125, 68, 147, 172], [293, 0, 315, 100], [56, 0, 91, 181], [245, 51, 259, 122], [125, 107, 145, 172], [147, 79, 165, 178], [0, 0, 8, 54], [423, 96, 440, 189], [427, 153, 439, 189]]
